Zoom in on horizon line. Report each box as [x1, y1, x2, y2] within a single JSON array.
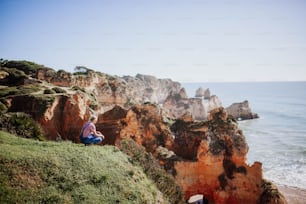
[[181, 80, 306, 83]]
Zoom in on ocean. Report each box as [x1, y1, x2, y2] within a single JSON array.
[[182, 82, 306, 189]]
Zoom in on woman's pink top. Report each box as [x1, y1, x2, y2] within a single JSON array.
[[83, 122, 96, 137]]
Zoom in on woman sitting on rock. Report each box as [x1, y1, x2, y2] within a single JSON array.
[[80, 115, 105, 145]]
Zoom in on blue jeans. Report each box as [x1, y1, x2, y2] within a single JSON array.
[[80, 134, 103, 144]]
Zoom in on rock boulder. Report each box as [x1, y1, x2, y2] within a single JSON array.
[[226, 100, 259, 120]]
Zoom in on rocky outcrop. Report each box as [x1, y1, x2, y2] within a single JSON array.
[[163, 91, 222, 120], [36, 68, 183, 111], [172, 107, 261, 203], [96, 105, 286, 204], [96, 104, 174, 153], [36, 68, 73, 87], [36, 67, 225, 121], [226, 100, 259, 120], [39, 93, 91, 141], [195, 87, 211, 99], [5, 93, 91, 142], [203, 95, 222, 115]]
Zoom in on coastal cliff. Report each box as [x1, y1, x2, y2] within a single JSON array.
[[96, 104, 286, 203], [0, 60, 285, 203]]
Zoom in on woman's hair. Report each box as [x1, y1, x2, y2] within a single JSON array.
[[89, 115, 98, 122]]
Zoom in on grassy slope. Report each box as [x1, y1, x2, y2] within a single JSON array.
[[0, 131, 164, 204]]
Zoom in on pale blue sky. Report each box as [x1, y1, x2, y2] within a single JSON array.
[[1, 0, 306, 82]]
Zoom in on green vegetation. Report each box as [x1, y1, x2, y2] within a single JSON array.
[[71, 85, 86, 92], [70, 86, 99, 110], [260, 180, 282, 204], [173, 93, 182, 101], [0, 85, 41, 98], [120, 139, 184, 204], [2, 60, 44, 75], [0, 112, 44, 140], [87, 91, 99, 110], [73, 66, 93, 75], [0, 101, 7, 112], [44, 89, 56, 94], [0, 131, 165, 204], [0, 67, 28, 86], [31, 95, 55, 118], [52, 87, 67, 94]]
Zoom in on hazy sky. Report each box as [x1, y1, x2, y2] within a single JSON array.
[[1, 0, 306, 82]]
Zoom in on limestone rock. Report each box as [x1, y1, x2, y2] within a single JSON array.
[[36, 68, 73, 87], [7, 93, 91, 142], [171, 108, 285, 204], [37, 68, 183, 111], [96, 105, 286, 204], [226, 100, 259, 120], [203, 95, 222, 115], [163, 93, 222, 121], [195, 87, 210, 99]]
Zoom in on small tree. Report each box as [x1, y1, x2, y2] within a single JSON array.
[[73, 66, 93, 75]]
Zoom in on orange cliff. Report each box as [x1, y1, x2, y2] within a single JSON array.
[[172, 108, 263, 203], [95, 105, 286, 204], [6, 93, 91, 142]]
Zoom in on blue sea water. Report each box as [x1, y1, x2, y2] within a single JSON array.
[[182, 82, 306, 189]]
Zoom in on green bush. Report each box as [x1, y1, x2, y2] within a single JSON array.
[[52, 87, 67, 93], [260, 180, 282, 203], [44, 89, 56, 94], [2, 60, 43, 75], [0, 101, 7, 112], [0, 67, 27, 86], [0, 85, 41, 98], [0, 112, 44, 140], [71, 86, 85, 92], [120, 139, 184, 204], [73, 66, 93, 75]]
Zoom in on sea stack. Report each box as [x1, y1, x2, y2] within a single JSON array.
[[226, 100, 259, 120]]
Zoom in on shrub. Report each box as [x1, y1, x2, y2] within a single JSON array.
[[71, 86, 85, 92], [0, 101, 7, 112], [52, 87, 67, 93], [73, 66, 93, 75], [120, 139, 184, 204], [0, 67, 27, 86], [44, 89, 56, 94], [32, 95, 55, 118], [0, 85, 41, 97], [0, 112, 44, 140], [89, 101, 99, 110], [260, 180, 282, 203], [2, 60, 43, 75]]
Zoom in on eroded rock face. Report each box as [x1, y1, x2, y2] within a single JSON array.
[[7, 93, 91, 142], [123, 104, 175, 151], [226, 100, 259, 120], [163, 92, 222, 120], [172, 108, 261, 203], [36, 67, 226, 121], [96, 105, 128, 145], [40, 94, 91, 141], [36, 68, 73, 87], [36, 68, 183, 111], [95, 105, 286, 204]]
